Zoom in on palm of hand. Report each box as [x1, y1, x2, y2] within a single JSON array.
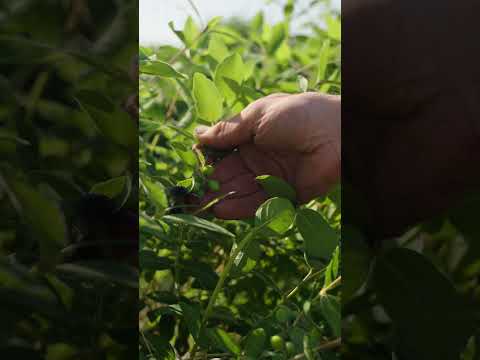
[[200, 142, 337, 220]]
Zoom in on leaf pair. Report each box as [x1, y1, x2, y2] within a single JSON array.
[[193, 53, 247, 123]]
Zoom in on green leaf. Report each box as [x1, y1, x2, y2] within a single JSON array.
[[374, 248, 476, 360], [206, 16, 223, 30], [206, 328, 241, 355], [256, 175, 296, 203], [232, 238, 261, 276], [44, 274, 74, 310], [76, 100, 137, 148], [326, 16, 341, 41], [75, 90, 115, 113], [316, 39, 331, 83], [143, 179, 168, 215], [183, 16, 200, 47], [243, 328, 267, 357], [284, 0, 295, 18], [250, 12, 264, 36], [171, 142, 197, 167], [11, 181, 67, 267], [192, 72, 223, 123], [318, 295, 340, 337], [327, 184, 341, 210], [90, 176, 127, 199], [243, 59, 256, 81], [0, 258, 57, 303], [215, 53, 245, 104], [139, 46, 153, 60], [182, 260, 219, 290], [57, 262, 138, 289], [266, 23, 286, 55], [275, 40, 292, 65], [162, 213, 235, 238], [342, 226, 371, 303], [180, 302, 204, 343], [320, 68, 340, 93], [0, 131, 31, 146], [139, 60, 187, 79], [168, 21, 185, 43], [208, 34, 229, 63], [177, 177, 195, 192], [324, 246, 340, 288], [46, 343, 77, 360], [255, 197, 295, 235], [139, 250, 172, 271], [296, 208, 338, 263]]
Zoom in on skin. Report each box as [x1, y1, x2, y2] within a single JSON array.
[[195, 92, 341, 220]]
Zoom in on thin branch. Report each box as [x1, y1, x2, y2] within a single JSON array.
[[320, 276, 341, 297], [291, 338, 341, 359]]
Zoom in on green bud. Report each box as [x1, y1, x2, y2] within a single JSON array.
[[208, 179, 220, 192], [270, 335, 285, 351], [285, 341, 295, 356], [202, 165, 215, 177]]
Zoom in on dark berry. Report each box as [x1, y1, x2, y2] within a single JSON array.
[[169, 186, 190, 198]]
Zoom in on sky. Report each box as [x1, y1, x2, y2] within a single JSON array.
[[140, 0, 341, 45]]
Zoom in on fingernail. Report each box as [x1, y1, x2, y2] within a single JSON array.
[[195, 125, 209, 137]]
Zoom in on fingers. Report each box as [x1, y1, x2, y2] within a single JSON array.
[[238, 143, 297, 184], [212, 191, 267, 219], [201, 173, 262, 206], [195, 112, 255, 149], [194, 93, 289, 149], [200, 186, 267, 220], [208, 152, 250, 183], [198, 154, 268, 219]]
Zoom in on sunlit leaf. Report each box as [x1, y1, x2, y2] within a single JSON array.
[[215, 53, 245, 104], [192, 72, 223, 122], [208, 34, 229, 63], [255, 197, 295, 234], [183, 16, 201, 47], [296, 208, 338, 263], [163, 213, 235, 238], [90, 176, 127, 199], [256, 175, 296, 202], [139, 60, 187, 79]]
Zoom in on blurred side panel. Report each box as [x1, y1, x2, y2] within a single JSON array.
[[0, 1, 139, 358], [342, 0, 480, 359]]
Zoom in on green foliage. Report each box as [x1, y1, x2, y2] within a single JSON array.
[[193, 72, 223, 122], [0, 0, 138, 358], [256, 174, 297, 203], [139, 1, 341, 359], [343, 195, 480, 359]]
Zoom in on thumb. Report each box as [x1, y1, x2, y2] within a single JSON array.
[[195, 112, 256, 149]]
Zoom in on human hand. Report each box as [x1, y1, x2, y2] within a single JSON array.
[[194, 92, 341, 219]]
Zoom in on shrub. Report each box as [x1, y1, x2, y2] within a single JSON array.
[[138, 1, 341, 359]]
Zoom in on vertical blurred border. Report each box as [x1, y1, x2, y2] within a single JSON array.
[[342, 1, 480, 359], [0, 1, 139, 358]]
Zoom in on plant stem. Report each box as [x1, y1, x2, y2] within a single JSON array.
[[190, 230, 256, 358], [285, 268, 325, 301], [319, 276, 342, 297], [173, 226, 184, 297], [290, 338, 341, 359], [0, 172, 21, 214]]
